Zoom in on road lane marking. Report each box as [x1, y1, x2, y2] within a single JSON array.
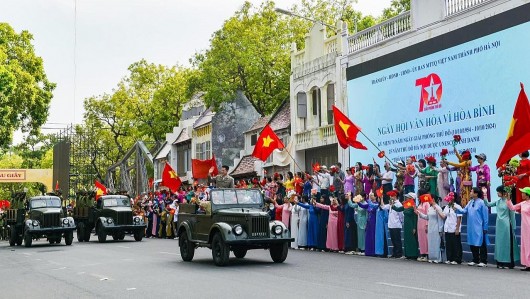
[[126, 288, 136, 291], [117, 246, 130, 249], [159, 252, 180, 255], [377, 282, 465, 297]]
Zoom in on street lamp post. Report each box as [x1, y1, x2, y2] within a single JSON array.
[[274, 7, 336, 31]]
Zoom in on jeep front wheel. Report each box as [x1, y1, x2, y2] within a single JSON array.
[[233, 247, 247, 259], [97, 224, 107, 243], [65, 231, 73, 245], [133, 230, 144, 241], [77, 222, 85, 242], [270, 242, 288, 263], [24, 232, 32, 247], [9, 226, 16, 246], [211, 233, 229, 267], [179, 231, 195, 262]]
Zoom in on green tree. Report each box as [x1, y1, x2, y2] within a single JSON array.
[[191, 1, 291, 116], [0, 23, 55, 148], [382, 0, 411, 20]]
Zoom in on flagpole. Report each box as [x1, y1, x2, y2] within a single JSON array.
[[284, 149, 305, 173], [358, 130, 396, 166]]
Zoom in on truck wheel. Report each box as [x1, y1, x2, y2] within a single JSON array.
[[55, 237, 61, 244], [16, 232, 23, 246], [24, 232, 32, 247], [179, 231, 195, 262], [117, 232, 125, 240], [112, 234, 119, 241], [9, 226, 16, 246], [212, 233, 229, 267], [49, 239, 55, 244], [97, 225, 107, 243], [65, 231, 74, 245], [233, 247, 248, 259], [270, 242, 288, 263], [133, 230, 144, 241], [83, 225, 91, 242], [77, 222, 85, 242]]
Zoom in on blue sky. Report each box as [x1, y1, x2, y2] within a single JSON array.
[[0, 0, 391, 139]]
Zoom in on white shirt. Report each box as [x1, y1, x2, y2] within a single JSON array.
[[443, 204, 463, 233], [315, 173, 332, 189], [386, 200, 404, 229], [382, 171, 395, 185]]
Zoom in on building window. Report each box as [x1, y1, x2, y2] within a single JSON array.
[[250, 134, 257, 146], [312, 88, 321, 126], [297, 92, 307, 118], [177, 143, 191, 176], [195, 141, 211, 160], [327, 84, 335, 124]]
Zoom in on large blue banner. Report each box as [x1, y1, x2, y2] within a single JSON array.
[[347, 20, 530, 190]]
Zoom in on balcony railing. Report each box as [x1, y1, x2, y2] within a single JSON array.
[[319, 124, 335, 138], [445, 0, 494, 17], [296, 131, 312, 145], [324, 36, 338, 54], [347, 11, 412, 54]]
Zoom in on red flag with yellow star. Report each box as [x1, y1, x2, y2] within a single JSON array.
[[252, 124, 284, 162], [95, 180, 107, 200], [403, 198, 415, 209], [496, 84, 530, 168], [162, 163, 181, 193], [332, 105, 368, 150]]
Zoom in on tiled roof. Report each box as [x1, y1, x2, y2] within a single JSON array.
[[193, 108, 215, 128], [269, 101, 290, 131], [230, 155, 258, 177], [173, 129, 190, 144], [245, 116, 270, 133]]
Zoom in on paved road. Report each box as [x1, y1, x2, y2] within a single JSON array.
[[1, 235, 529, 299]]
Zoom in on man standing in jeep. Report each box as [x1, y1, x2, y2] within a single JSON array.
[[208, 165, 235, 188]]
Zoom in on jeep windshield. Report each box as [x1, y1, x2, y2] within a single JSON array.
[[103, 197, 131, 207], [31, 198, 61, 208], [210, 189, 262, 205]]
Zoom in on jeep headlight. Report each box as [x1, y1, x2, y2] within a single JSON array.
[[106, 218, 113, 224], [273, 225, 283, 235], [134, 217, 141, 224], [32, 220, 39, 227], [62, 219, 70, 225], [233, 225, 243, 236]]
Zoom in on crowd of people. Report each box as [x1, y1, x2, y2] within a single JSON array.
[[128, 147, 530, 271]]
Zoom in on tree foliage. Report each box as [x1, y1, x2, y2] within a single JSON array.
[[382, 0, 411, 20], [0, 23, 55, 148], [191, 1, 292, 116], [81, 60, 195, 179]]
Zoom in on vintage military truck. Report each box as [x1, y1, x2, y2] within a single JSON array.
[[8, 196, 76, 247], [177, 188, 292, 266], [73, 194, 146, 243]]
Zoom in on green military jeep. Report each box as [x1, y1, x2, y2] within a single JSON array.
[[73, 195, 146, 243], [9, 196, 76, 247], [177, 188, 292, 266]]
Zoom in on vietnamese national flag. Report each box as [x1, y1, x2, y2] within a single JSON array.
[[496, 84, 530, 168], [403, 198, 415, 209], [162, 163, 182, 193], [252, 124, 285, 162], [332, 105, 368, 150], [95, 180, 108, 200], [192, 155, 219, 179], [420, 193, 433, 203]]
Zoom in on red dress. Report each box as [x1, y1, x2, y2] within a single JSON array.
[[517, 159, 530, 204]]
